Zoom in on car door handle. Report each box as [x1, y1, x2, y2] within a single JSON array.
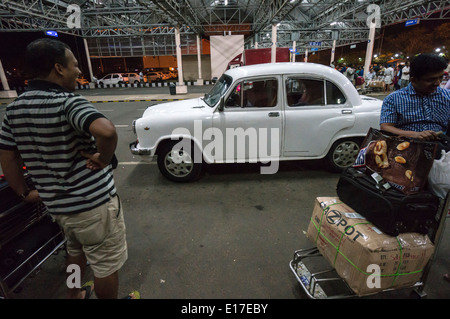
[[341, 109, 352, 114], [268, 112, 280, 117]]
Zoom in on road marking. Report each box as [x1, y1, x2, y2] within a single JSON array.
[[115, 125, 129, 128]]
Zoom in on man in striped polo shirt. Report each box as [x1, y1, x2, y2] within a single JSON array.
[[380, 53, 449, 140], [0, 38, 128, 299]]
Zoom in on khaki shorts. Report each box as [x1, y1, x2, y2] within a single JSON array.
[[53, 195, 128, 278]]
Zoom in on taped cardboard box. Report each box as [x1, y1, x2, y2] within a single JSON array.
[[306, 197, 435, 296]]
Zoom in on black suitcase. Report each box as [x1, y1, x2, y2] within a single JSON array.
[[336, 167, 440, 236]]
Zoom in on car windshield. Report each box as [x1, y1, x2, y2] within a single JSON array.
[[203, 74, 233, 107]]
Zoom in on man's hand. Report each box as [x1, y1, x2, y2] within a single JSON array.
[[80, 150, 109, 170], [24, 189, 41, 203], [410, 130, 440, 141], [84, 118, 118, 170]]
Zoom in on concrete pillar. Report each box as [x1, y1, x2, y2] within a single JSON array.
[[175, 26, 187, 94], [83, 38, 95, 88], [364, 24, 376, 80], [291, 41, 296, 62], [330, 40, 336, 66], [195, 34, 203, 86], [0, 58, 17, 98], [271, 24, 277, 63]]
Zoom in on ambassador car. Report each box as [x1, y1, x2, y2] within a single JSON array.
[[130, 62, 382, 182]]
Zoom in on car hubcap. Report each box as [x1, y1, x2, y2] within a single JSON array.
[[332, 141, 360, 168], [165, 149, 194, 177]]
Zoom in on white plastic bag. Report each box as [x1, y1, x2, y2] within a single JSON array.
[[428, 150, 450, 199]]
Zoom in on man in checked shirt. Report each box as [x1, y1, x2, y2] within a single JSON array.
[[380, 53, 450, 284], [380, 53, 449, 140]]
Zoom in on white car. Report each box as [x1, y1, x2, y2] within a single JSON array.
[[96, 73, 124, 86], [130, 63, 382, 182], [122, 72, 141, 84]]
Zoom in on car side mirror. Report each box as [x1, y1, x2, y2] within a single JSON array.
[[218, 96, 225, 112]]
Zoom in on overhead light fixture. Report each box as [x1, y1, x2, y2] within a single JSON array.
[[45, 30, 58, 37]]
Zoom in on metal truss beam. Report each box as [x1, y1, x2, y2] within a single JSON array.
[[0, 0, 448, 57]]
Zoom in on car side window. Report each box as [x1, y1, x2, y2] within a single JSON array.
[[113, 74, 119, 79], [286, 78, 324, 107], [226, 78, 278, 108], [326, 80, 347, 105]]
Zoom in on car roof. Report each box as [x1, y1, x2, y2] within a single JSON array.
[[224, 62, 361, 106]]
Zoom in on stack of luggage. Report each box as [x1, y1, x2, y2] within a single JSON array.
[[306, 128, 449, 296]]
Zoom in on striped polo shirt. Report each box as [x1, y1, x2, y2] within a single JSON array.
[[0, 80, 116, 215], [380, 83, 450, 133]]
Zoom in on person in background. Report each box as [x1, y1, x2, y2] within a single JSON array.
[[365, 67, 376, 82], [344, 64, 355, 85], [401, 61, 410, 88], [393, 65, 401, 91], [0, 38, 137, 299], [383, 64, 394, 93]]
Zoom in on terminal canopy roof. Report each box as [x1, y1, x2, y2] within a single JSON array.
[[0, 0, 448, 55]]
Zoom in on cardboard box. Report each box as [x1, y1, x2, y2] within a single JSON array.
[[306, 197, 435, 296]]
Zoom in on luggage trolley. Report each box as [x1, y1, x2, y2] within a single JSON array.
[[289, 191, 450, 299]]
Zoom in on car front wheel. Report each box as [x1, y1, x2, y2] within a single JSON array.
[[157, 141, 203, 182], [326, 138, 362, 172]]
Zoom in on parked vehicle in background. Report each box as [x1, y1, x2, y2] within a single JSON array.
[[122, 73, 141, 84], [161, 71, 172, 80], [76, 76, 89, 85], [130, 62, 383, 182], [145, 71, 162, 82], [96, 73, 124, 86]]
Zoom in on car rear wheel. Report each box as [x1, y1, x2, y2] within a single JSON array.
[[157, 141, 203, 182], [326, 138, 362, 172]]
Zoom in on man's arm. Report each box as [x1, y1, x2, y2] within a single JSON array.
[[380, 123, 439, 140], [379, 95, 439, 140], [80, 117, 118, 170], [0, 149, 39, 202]]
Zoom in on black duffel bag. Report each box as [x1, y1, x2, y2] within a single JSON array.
[[336, 167, 440, 236]]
